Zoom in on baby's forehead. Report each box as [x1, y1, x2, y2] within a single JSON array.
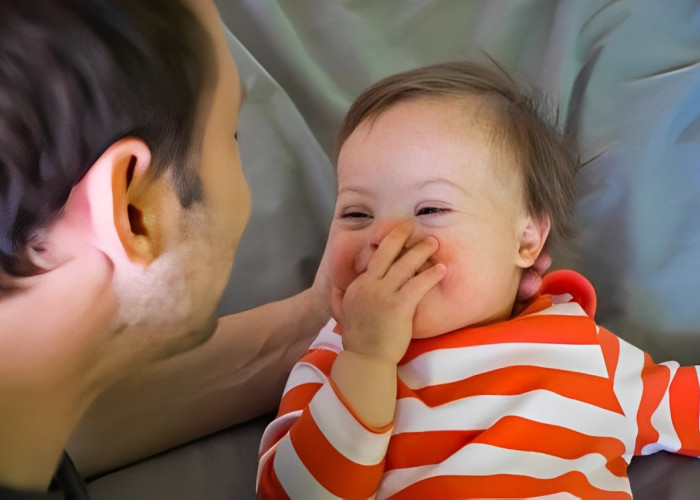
[[430, 94, 527, 179], [348, 94, 526, 173], [342, 95, 528, 191]]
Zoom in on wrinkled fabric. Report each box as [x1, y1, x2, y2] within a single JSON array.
[[217, 0, 700, 365]]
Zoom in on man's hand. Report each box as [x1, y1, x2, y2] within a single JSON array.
[[516, 249, 552, 301], [309, 236, 333, 322], [331, 223, 446, 365]]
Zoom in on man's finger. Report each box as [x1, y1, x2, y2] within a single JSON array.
[[330, 285, 345, 324], [532, 250, 552, 275], [516, 268, 542, 301]]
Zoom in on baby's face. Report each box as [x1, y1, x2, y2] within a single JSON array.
[[329, 96, 539, 338]]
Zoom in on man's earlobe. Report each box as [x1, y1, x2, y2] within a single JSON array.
[[516, 215, 551, 268]]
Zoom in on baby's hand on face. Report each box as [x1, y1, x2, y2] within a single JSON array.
[[331, 222, 446, 365]]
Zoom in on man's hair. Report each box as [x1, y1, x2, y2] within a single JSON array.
[[336, 61, 579, 244], [0, 0, 216, 287]]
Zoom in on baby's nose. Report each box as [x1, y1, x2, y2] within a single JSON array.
[[367, 218, 427, 258], [354, 219, 404, 273], [369, 218, 412, 250], [357, 220, 427, 274]]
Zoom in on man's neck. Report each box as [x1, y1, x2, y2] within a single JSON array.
[[0, 249, 120, 491], [0, 381, 97, 491]]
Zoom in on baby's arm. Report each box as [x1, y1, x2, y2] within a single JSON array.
[[330, 223, 445, 428], [257, 224, 445, 498], [599, 328, 700, 457]]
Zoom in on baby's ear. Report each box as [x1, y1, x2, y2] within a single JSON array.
[[515, 214, 551, 268]]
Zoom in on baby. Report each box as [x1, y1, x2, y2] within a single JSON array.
[[257, 62, 700, 499]]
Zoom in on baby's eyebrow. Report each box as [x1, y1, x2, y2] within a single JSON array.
[[337, 185, 373, 197], [415, 177, 469, 196]]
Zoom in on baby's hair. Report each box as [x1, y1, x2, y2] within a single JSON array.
[[335, 61, 579, 244]]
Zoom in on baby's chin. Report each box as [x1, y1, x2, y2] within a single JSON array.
[[410, 313, 464, 339], [411, 305, 510, 339], [410, 317, 483, 339], [411, 327, 445, 340]]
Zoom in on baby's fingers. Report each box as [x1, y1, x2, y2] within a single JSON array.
[[365, 222, 412, 278], [399, 262, 446, 306], [383, 236, 439, 288]]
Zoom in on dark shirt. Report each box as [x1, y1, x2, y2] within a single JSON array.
[[0, 453, 89, 500]]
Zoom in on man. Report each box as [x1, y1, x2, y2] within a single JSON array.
[[0, 0, 330, 496]]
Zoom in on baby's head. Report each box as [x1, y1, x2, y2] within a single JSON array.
[[328, 61, 578, 338]]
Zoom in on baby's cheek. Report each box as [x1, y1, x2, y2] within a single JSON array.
[[327, 239, 359, 290], [429, 243, 456, 278], [431, 243, 475, 296]]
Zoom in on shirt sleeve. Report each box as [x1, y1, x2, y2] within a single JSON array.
[[599, 327, 700, 458], [256, 320, 393, 499]]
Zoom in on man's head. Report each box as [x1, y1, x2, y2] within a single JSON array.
[[0, 0, 215, 288], [0, 0, 249, 372], [328, 62, 578, 337]]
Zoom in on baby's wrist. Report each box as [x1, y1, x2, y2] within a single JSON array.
[[331, 350, 399, 428], [340, 346, 401, 367]]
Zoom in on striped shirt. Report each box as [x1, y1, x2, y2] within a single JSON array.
[[257, 271, 700, 499]]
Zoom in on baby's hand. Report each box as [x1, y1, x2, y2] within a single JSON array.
[[331, 223, 446, 365]]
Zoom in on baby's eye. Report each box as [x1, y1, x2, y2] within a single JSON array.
[[416, 207, 449, 216], [341, 211, 371, 219]]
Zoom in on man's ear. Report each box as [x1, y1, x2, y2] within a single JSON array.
[[515, 214, 551, 269], [108, 138, 157, 264], [77, 137, 180, 265]]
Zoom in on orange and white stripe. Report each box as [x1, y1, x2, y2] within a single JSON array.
[[257, 272, 700, 499]]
